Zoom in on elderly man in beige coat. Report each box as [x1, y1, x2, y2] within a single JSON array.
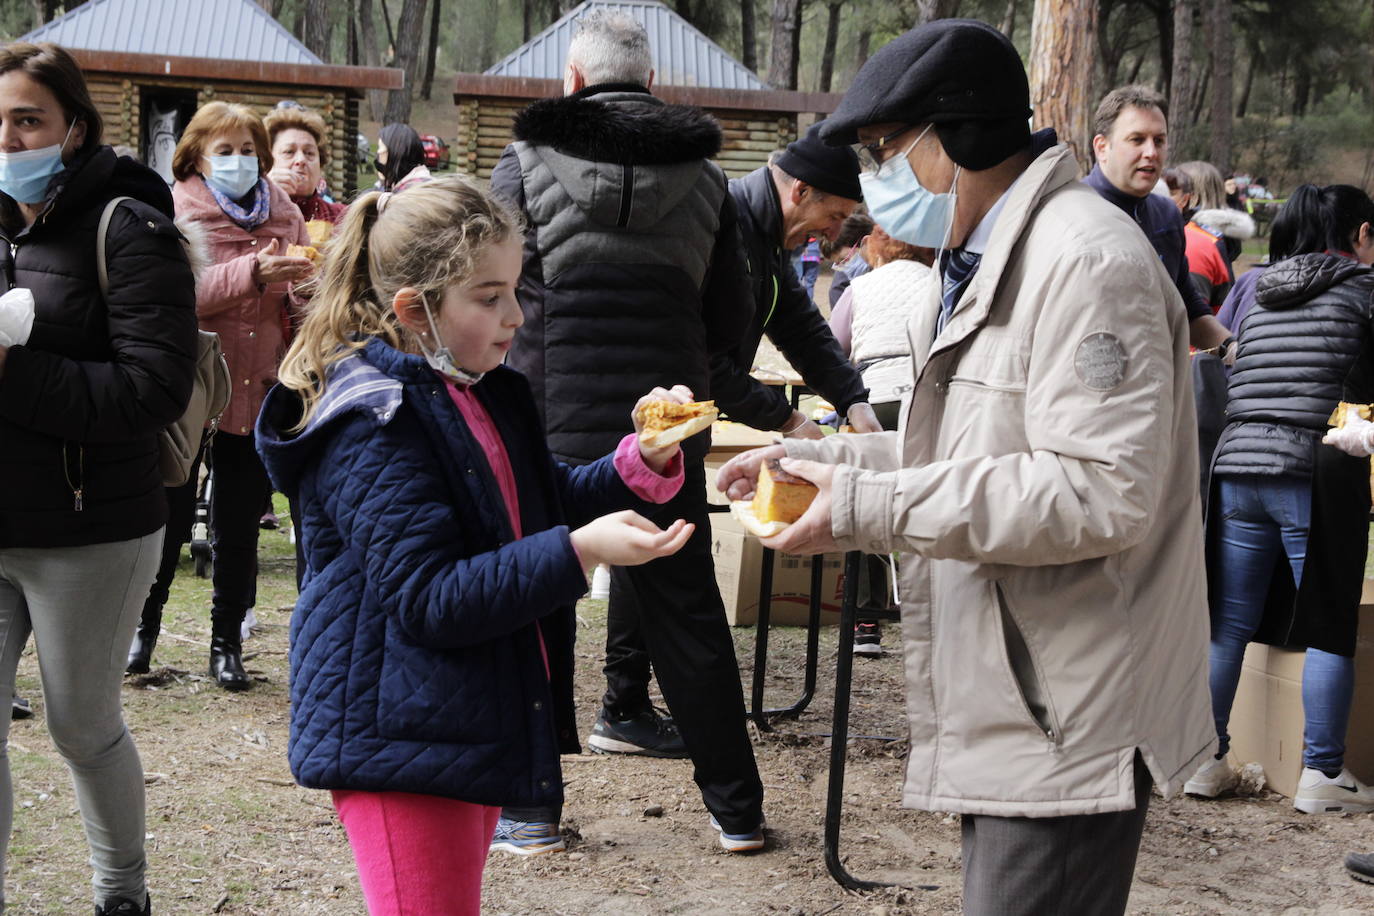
[[718, 19, 1215, 916]]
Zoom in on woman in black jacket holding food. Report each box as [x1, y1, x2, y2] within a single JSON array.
[[0, 42, 196, 915]]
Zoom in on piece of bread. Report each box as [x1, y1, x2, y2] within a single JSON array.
[[636, 399, 718, 448], [1329, 402, 1374, 428], [286, 243, 320, 263], [731, 499, 789, 538], [750, 458, 817, 526], [305, 219, 333, 246]]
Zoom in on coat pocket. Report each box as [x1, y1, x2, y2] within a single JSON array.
[[375, 618, 512, 745], [993, 583, 1062, 746]]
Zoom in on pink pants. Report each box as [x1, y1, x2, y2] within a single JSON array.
[[332, 789, 500, 915]]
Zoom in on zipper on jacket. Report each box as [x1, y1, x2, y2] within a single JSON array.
[[616, 164, 634, 228], [994, 583, 1061, 746], [945, 375, 1026, 395], [62, 441, 84, 512]]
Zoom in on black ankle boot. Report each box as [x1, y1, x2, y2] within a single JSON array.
[[209, 615, 250, 691], [126, 609, 162, 675]]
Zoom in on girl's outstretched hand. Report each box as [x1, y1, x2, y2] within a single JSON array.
[[570, 511, 694, 569], [632, 384, 694, 474]]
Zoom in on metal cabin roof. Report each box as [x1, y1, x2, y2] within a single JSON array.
[[22, 0, 323, 66], [486, 0, 768, 91]]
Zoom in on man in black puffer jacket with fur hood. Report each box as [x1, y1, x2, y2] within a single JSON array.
[[491, 10, 766, 854]]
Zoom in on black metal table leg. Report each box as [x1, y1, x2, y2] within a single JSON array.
[[823, 551, 936, 893], [749, 553, 824, 728], [749, 547, 776, 730]]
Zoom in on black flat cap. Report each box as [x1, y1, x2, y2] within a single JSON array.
[[775, 121, 862, 201], [820, 19, 1032, 171]]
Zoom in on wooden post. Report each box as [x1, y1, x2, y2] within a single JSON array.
[[1029, 0, 1098, 172]]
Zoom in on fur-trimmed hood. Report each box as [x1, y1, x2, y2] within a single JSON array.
[[513, 86, 722, 165], [1193, 207, 1256, 240]]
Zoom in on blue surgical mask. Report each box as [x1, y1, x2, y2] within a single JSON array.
[[205, 154, 260, 200], [0, 120, 75, 205], [859, 125, 960, 249]]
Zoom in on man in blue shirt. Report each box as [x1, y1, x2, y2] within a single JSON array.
[[1085, 84, 1236, 361]]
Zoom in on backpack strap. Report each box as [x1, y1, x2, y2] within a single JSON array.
[[95, 196, 134, 300]]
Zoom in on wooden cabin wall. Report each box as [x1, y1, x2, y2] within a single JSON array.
[[85, 73, 362, 194]]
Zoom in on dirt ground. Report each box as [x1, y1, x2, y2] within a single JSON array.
[[5, 514, 1374, 914]]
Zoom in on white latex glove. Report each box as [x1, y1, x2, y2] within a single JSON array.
[[0, 288, 35, 348], [1322, 406, 1374, 457]]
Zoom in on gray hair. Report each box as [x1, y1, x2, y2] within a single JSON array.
[[567, 10, 652, 86]]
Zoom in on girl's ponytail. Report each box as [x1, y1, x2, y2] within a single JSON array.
[[278, 191, 404, 428], [277, 176, 521, 430]]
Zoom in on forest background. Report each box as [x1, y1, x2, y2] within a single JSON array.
[[1, 0, 1372, 199]]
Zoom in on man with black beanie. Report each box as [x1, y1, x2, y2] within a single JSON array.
[[716, 18, 1215, 914], [709, 122, 882, 440]]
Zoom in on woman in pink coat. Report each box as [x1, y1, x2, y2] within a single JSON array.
[[167, 101, 311, 690]]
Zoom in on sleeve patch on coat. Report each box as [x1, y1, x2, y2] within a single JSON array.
[[1074, 332, 1127, 391]]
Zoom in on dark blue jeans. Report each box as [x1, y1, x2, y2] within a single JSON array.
[[1208, 474, 1353, 772]]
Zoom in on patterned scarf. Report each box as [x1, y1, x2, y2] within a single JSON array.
[[206, 177, 271, 231]]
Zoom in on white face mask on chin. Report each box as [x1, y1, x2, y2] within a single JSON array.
[[418, 296, 484, 386]]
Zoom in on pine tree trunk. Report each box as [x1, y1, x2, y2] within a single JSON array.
[[916, 0, 960, 23], [347, 0, 359, 65], [421, 0, 442, 101], [741, 0, 758, 72], [523, 0, 535, 42], [1236, 43, 1257, 118], [1155, 1, 1174, 102], [1208, 0, 1233, 170], [1169, 0, 1195, 162], [1029, 0, 1097, 170], [384, 0, 429, 125], [304, 0, 333, 62], [359, 0, 386, 122], [766, 0, 800, 91], [818, 2, 842, 92], [1000, 0, 1018, 36]]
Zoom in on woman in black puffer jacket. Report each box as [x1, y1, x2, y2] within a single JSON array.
[[0, 42, 196, 916], [1187, 184, 1374, 813]]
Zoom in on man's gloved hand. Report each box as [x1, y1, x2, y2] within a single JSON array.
[[0, 287, 35, 348], [1322, 406, 1374, 457], [846, 402, 883, 433]]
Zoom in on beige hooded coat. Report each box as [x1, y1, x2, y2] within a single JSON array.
[[785, 144, 1216, 817]]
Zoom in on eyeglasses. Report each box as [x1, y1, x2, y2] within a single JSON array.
[[852, 125, 922, 175]]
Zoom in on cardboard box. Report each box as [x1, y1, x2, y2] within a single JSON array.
[[1227, 592, 1374, 798], [709, 513, 846, 626]]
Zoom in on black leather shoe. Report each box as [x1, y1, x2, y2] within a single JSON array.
[[209, 634, 250, 691], [95, 893, 150, 915], [10, 695, 32, 720], [126, 627, 158, 675]]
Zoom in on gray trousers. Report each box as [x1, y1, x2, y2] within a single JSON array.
[[961, 752, 1152, 916], [0, 530, 161, 907]]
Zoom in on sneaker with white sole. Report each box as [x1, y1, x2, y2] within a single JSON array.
[[1184, 754, 1238, 798], [489, 817, 565, 856], [1294, 766, 1374, 814], [709, 814, 765, 853], [587, 707, 688, 758], [853, 621, 883, 657]]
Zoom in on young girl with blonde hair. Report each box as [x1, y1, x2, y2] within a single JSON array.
[[255, 176, 695, 914]]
